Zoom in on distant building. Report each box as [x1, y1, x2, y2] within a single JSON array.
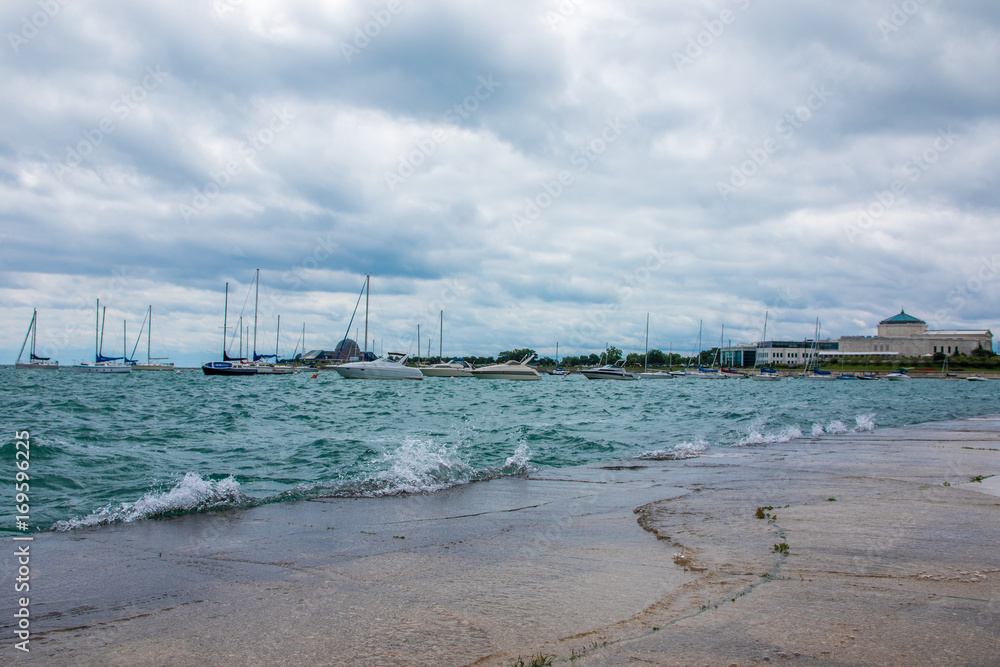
[[751, 340, 839, 367], [839, 309, 992, 358]]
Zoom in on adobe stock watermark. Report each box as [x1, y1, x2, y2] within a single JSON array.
[[928, 253, 1000, 330], [179, 106, 295, 222], [843, 126, 958, 243], [717, 82, 832, 201], [340, 0, 405, 63], [511, 116, 629, 232], [7, 0, 73, 54], [673, 0, 753, 72], [384, 74, 502, 192], [213, 0, 243, 18], [569, 245, 670, 347], [878, 0, 932, 40], [53, 66, 169, 179]]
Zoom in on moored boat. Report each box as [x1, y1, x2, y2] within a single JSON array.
[[420, 359, 475, 377], [471, 354, 542, 380], [15, 308, 59, 370], [582, 359, 639, 380]]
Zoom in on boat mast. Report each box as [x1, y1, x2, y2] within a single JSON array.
[[99, 305, 107, 360], [222, 283, 229, 359], [439, 310, 443, 360], [556, 342, 559, 365], [417, 324, 420, 365], [148, 305, 152, 364], [17, 310, 36, 363], [275, 314, 281, 360], [364, 274, 370, 356], [253, 269, 259, 361], [31, 308, 37, 357], [123, 320, 127, 364], [644, 313, 649, 372]]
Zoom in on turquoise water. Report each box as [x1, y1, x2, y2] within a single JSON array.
[[1, 369, 996, 533]]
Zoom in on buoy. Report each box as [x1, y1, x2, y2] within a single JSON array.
[[311, 373, 318, 379]]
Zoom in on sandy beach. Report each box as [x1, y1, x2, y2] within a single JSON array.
[[6, 416, 1000, 666]]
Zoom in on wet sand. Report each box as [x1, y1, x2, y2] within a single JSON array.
[[4, 416, 1000, 665]]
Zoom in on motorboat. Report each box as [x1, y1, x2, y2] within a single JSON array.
[[334, 352, 423, 380], [637, 370, 673, 380], [547, 367, 570, 376], [966, 375, 989, 382], [885, 369, 911, 381], [471, 354, 542, 381], [582, 359, 639, 381], [420, 359, 475, 377]]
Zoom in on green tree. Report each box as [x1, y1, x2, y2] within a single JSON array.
[[625, 353, 642, 367], [646, 349, 666, 366], [606, 346, 623, 363]]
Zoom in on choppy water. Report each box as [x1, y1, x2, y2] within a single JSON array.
[[1, 369, 996, 533]]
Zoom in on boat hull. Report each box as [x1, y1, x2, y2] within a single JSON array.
[[74, 363, 131, 373], [15, 362, 59, 370], [420, 367, 474, 377], [582, 370, 639, 380], [637, 371, 673, 380], [334, 361, 423, 380], [132, 363, 175, 371], [202, 362, 257, 376]]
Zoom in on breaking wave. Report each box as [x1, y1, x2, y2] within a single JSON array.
[[638, 438, 710, 460], [53, 473, 249, 531]]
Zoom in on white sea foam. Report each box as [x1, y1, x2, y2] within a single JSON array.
[[737, 424, 805, 447], [811, 423, 826, 437], [854, 413, 877, 431], [825, 420, 849, 434], [503, 441, 532, 471], [368, 438, 476, 495], [639, 438, 709, 460], [54, 473, 246, 531]]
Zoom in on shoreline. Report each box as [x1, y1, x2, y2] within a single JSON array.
[[4, 416, 999, 665]]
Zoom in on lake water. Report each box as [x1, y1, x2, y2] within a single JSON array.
[[2, 369, 996, 533]]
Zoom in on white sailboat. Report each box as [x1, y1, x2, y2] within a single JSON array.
[[688, 321, 727, 379], [750, 311, 780, 381], [638, 314, 673, 380], [420, 311, 474, 377], [74, 300, 132, 373], [15, 308, 59, 369], [131, 305, 174, 371], [334, 275, 423, 380]]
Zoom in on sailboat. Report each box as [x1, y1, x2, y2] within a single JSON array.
[[802, 318, 835, 380], [131, 306, 175, 371], [74, 300, 132, 373], [15, 309, 59, 369], [420, 311, 474, 377], [638, 314, 673, 379], [333, 275, 423, 380], [750, 311, 780, 381], [688, 321, 727, 379], [202, 281, 257, 376]]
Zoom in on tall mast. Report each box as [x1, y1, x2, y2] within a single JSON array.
[[223, 283, 229, 358], [439, 310, 443, 359], [275, 314, 281, 360], [239, 317, 243, 360], [253, 268, 259, 361], [417, 324, 420, 365], [364, 274, 370, 356], [556, 342, 559, 364], [148, 305, 152, 363], [99, 306, 106, 358], [123, 320, 127, 364], [31, 308, 37, 356], [644, 313, 649, 372]]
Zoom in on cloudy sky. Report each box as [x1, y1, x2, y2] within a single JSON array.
[[2, 0, 999, 366]]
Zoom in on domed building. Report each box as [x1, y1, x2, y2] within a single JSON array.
[[840, 309, 992, 358], [300, 338, 377, 364]]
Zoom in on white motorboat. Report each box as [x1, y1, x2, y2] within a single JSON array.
[[966, 375, 988, 381], [638, 370, 674, 380], [885, 370, 911, 381], [15, 308, 59, 370], [471, 354, 542, 381], [335, 352, 423, 380], [420, 359, 475, 377], [582, 359, 639, 380]]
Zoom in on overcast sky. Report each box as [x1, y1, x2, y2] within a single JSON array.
[[2, 0, 999, 366]]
